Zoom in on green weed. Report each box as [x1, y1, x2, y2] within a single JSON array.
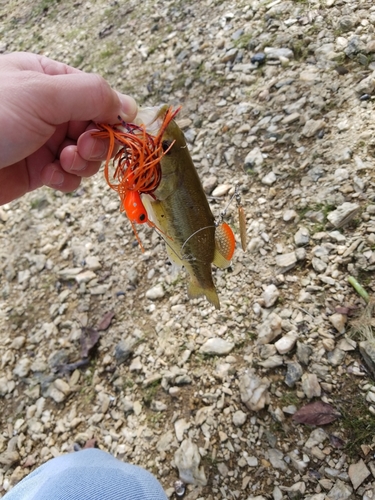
[[32, 0, 60, 18], [279, 391, 300, 407], [143, 380, 161, 407], [234, 33, 253, 49], [338, 392, 375, 457]]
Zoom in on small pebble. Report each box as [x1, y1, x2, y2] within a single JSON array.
[[200, 338, 234, 355], [145, 284, 165, 300]]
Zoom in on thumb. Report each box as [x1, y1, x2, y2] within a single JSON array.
[[41, 72, 137, 125]]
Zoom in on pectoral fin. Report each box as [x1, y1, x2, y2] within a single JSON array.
[[213, 223, 235, 269], [165, 242, 184, 268]]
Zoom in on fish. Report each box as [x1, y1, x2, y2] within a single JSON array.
[[96, 105, 236, 309], [138, 106, 235, 309]]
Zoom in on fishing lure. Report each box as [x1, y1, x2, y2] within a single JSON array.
[[94, 107, 179, 247], [235, 188, 247, 251], [216, 186, 247, 253]]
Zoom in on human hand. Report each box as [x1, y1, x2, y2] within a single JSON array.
[[0, 52, 137, 205]]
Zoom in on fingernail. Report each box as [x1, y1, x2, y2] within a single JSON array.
[[89, 139, 106, 160], [49, 170, 65, 186], [70, 152, 88, 171], [118, 95, 138, 122]]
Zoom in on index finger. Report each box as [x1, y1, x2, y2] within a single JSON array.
[[41, 72, 137, 124]]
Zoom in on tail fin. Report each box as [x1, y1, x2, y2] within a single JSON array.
[[187, 279, 220, 310]]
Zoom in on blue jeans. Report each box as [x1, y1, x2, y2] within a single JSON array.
[[3, 449, 167, 500]]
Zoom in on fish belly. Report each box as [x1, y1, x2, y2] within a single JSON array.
[[149, 196, 220, 309]]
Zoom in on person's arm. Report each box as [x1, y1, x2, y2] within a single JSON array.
[[0, 52, 137, 204]]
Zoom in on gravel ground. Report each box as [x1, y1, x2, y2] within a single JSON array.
[[1, 0, 375, 498]]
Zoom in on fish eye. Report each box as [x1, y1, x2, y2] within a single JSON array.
[[162, 140, 173, 155]]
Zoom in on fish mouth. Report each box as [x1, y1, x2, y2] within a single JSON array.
[[133, 106, 164, 134]]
